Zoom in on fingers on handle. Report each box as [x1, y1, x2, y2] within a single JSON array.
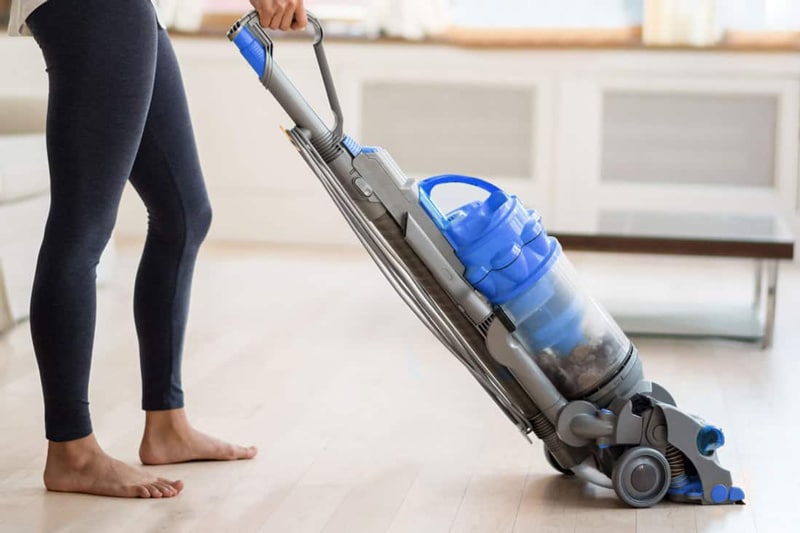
[[293, 4, 308, 30], [279, 8, 295, 31], [253, 0, 307, 31]]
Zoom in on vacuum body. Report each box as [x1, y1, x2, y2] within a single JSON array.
[[228, 12, 744, 508]]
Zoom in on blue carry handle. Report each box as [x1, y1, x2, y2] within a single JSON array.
[[418, 175, 502, 232]]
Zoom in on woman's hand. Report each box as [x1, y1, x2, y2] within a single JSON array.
[[249, 0, 307, 31]]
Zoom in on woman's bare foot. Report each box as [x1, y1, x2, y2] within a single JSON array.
[[138, 408, 258, 465], [44, 434, 183, 498]]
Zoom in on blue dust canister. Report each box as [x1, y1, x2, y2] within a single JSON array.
[[418, 175, 586, 356]]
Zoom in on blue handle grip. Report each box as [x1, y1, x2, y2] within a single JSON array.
[[233, 26, 267, 78], [418, 174, 502, 231]]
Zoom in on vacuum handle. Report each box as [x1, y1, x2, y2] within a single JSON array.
[[418, 175, 503, 231], [228, 10, 344, 143]]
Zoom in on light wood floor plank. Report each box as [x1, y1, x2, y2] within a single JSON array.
[[1, 243, 796, 532]]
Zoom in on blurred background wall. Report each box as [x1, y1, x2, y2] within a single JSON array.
[[2, 0, 799, 247]]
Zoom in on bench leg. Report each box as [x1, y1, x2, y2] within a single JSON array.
[[762, 260, 779, 349], [752, 260, 763, 310]]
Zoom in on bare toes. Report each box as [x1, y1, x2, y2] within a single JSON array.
[[240, 446, 258, 460], [153, 481, 172, 494], [158, 477, 182, 492], [147, 484, 163, 498], [154, 481, 176, 497], [219, 443, 257, 461], [135, 485, 151, 498], [158, 477, 183, 493]]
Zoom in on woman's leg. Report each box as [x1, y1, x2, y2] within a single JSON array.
[[28, 0, 181, 498], [129, 25, 256, 465], [128, 31, 213, 417]]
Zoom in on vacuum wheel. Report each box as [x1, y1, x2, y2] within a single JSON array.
[[544, 446, 574, 476], [612, 447, 671, 508]]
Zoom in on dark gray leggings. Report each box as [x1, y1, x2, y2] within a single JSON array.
[[28, 0, 212, 442]]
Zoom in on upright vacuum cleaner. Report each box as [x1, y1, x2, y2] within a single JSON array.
[[228, 11, 744, 508]]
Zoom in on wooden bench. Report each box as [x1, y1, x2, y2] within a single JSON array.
[[551, 211, 795, 348]]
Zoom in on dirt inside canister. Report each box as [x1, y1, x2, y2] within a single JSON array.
[[533, 334, 623, 398]]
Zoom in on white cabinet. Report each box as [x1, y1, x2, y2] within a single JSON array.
[[114, 37, 800, 247], [552, 70, 800, 231]]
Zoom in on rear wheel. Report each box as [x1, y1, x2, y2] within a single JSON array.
[[612, 447, 671, 508]]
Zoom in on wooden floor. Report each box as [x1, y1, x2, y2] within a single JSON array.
[[0, 243, 797, 533]]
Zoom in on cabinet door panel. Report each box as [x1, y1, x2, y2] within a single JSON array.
[[554, 74, 799, 233], [602, 92, 777, 188], [362, 81, 535, 179]]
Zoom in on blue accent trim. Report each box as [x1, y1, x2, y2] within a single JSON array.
[[362, 146, 379, 154], [697, 425, 725, 456], [711, 484, 728, 504], [418, 175, 502, 233], [728, 486, 745, 502], [597, 443, 610, 449], [668, 475, 703, 498], [342, 135, 362, 157], [669, 478, 743, 504], [233, 27, 267, 78]]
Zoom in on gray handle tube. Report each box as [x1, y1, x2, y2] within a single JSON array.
[[307, 12, 344, 143], [268, 62, 334, 142], [228, 11, 342, 158]]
